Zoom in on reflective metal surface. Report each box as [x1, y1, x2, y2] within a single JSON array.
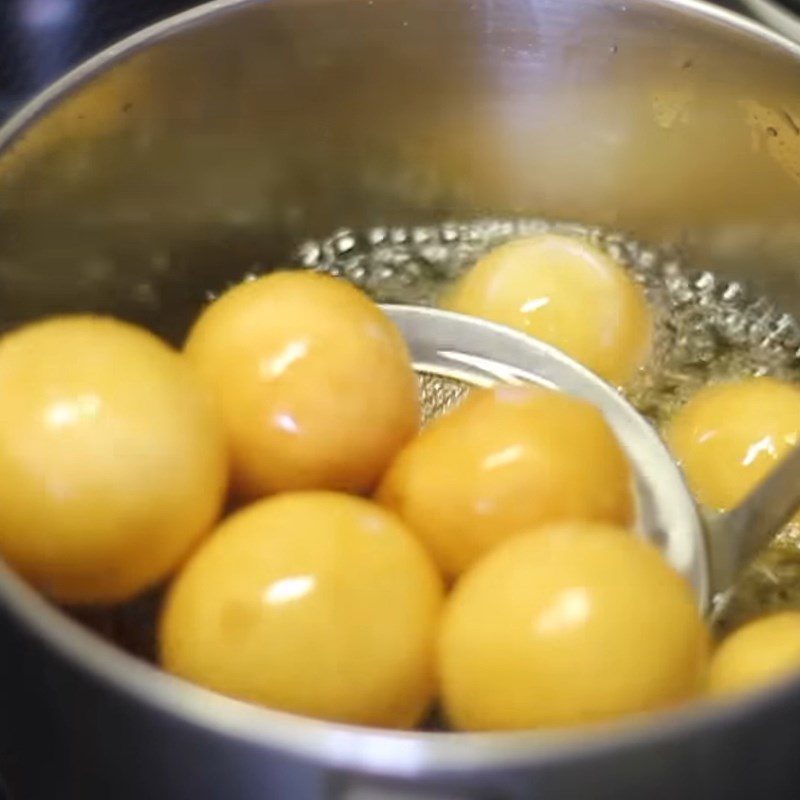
[[0, 2, 753, 122], [388, 305, 708, 604], [743, 0, 800, 40], [3, 0, 800, 798], [3, 0, 800, 339], [710, 443, 800, 598]]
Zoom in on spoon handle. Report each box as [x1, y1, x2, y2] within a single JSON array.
[[708, 444, 800, 596]]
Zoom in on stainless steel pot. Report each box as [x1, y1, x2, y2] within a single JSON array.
[[3, 0, 800, 797]]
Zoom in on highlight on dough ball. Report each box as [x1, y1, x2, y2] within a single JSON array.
[[708, 612, 800, 698], [438, 522, 709, 731], [441, 233, 652, 386], [666, 377, 800, 512], [184, 270, 420, 498], [0, 316, 228, 604], [376, 384, 634, 578], [159, 492, 444, 728], [6, 215, 800, 740]]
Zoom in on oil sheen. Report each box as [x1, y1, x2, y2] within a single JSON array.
[[290, 218, 800, 633], [76, 218, 800, 664]]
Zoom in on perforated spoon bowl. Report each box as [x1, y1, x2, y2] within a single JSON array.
[[386, 304, 800, 615]]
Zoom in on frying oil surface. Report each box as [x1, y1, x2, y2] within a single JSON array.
[[73, 218, 800, 664], [290, 218, 800, 632]]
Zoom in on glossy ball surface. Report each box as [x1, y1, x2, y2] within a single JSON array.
[[184, 271, 419, 498], [160, 492, 444, 728], [439, 523, 709, 730], [708, 612, 800, 697], [666, 377, 800, 512], [376, 385, 634, 577], [0, 316, 227, 604], [442, 234, 652, 385]]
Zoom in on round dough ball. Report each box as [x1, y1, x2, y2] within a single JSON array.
[[441, 234, 652, 386], [439, 522, 709, 731], [376, 385, 634, 578], [666, 377, 800, 512], [184, 271, 419, 498], [0, 316, 227, 604], [708, 612, 800, 697], [160, 492, 443, 728]]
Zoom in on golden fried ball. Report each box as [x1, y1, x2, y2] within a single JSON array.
[[184, 271, 419, 498], [376, 385, 634, 578], [666, 377, 800, 512], [441, 234, 652, 386], [160, 492, 443, 728], [708, 612, 800, 697], [0, 316, 227, 604], [439, 522, 709, 730]]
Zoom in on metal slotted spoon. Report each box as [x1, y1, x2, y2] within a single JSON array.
[[385, 304, 800, 616]]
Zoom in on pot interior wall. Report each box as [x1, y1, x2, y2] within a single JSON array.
[[1, 0, 800, 340]]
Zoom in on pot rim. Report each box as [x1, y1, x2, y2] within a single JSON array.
[[743, 0, 800, 42], [1, 0, 800, 778]]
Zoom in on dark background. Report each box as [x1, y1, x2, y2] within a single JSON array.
[[0, 0, 754, 124]]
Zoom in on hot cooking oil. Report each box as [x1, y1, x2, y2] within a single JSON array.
[[289, 218, 800, 634], [75, 218, 800, 659]]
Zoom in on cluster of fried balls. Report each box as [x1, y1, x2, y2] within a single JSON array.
[[0, 233, 799, 732]]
